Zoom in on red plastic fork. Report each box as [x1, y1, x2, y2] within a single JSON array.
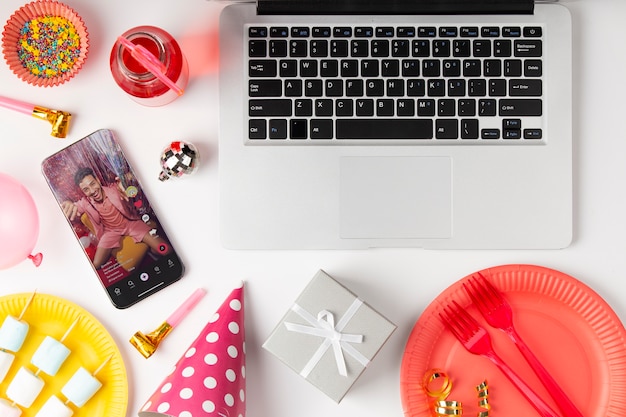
[[440, 301, 561, 417], [464, 273, 584, 417]]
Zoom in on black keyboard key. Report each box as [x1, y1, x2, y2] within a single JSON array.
[[366, 79, 385, 96], [468, 79, 486, 96], [361, 60, 379, 77], [290, 119, 308, 139], [458, 99, 476, 116], [433, 40, 451, 57], [453, 40, 471, 57], [300, 60, 318, 77], [305, 79, 323, 96], [479, 99, 497, 116], [481, 26, 500, 37], [355, 27, 374, 37], [382, 60, 400, 77], [504, 59, 523, 77], [340, 60, 358, 77], [311, 119, 333, 139], [270, 27, 289, 37], [481, 129, 500, 139], [310, 40, 329, 57], [524, 59, 543, 77], [489, 79, 506, 96], [249, 60, 277, 77], [312, 27, 331, 37], [509, 79, 542, 96], [356, 99, 374, 116], [249, 119, 266, 139], [494, 40, 512, 57], [376, 27, 394, 37], [351, 40, 369, 57], [289, 40, 308, 57], [291, 27, 310, 37], [503, 27, 521, 37], [436, 119, 458, 139], [438, 99, 455, 116], [397, 99, 415, 116], [402, 60, 420, 76], [249, 40, 267, 57], [336, 99, 354, 116], [392, 40, 410, 57], [463, 60, 481, 77], [320, 60, 339, 77], [371, 40, 390, 57], [422, 60, 440, 77], [499, 99, 542, 116], [325, 79, 343, 96], [334, 27, 353, 37], [418, 27, 437, 37], [315, 99, 333, 116], [461, 119, 479, 139], [337, 119, 433, 139], [514, 40, 542, 57], [269, 119, 287, 139], [249, 27, 267, 38], [473, 40, 491, 57], [284, 79, 303, 97], [279, 59, 297, 77], [412, 40, 430, 57], [523, 26, 542, 37], [346, 79, 364, 96], [376, 99, 394, 116], [439, 27, 458, 37], [331, 40, 349, 57], [269, 40, 288, 57], [443, 59, 461, 77], [397, 27, 416, 37], [295, 99, 312, 116], [524, 128, 543, 139], [249, 99, 292, 117], [407, 79, 425, 96], [249, 80, 282, 97], [417, 99, 435, 116], [460, 26, 479, 37]]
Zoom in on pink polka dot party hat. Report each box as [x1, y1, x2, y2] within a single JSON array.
[[139, 282, 246, 417]]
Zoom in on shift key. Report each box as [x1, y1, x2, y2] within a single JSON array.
[[249, 99, 292, 116], [499, 99, 542, 116]]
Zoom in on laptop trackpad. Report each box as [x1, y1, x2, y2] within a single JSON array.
[[340, 156, 452, 239]]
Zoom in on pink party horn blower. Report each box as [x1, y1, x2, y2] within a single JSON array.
[[139, 282, 246, 417], [0, 95, 71, 138], [130, 288, 206, 358]]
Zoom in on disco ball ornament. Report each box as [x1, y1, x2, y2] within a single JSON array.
[[159, 141, 199, 181]]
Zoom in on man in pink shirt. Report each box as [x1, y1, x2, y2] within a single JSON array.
[[62, 167, 170, 269]]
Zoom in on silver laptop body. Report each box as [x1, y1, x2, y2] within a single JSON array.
[[219, 1, 572, 249]]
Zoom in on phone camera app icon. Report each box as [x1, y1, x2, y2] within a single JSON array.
[[140, 272, 149, 282], [142, 214, 150, 222]]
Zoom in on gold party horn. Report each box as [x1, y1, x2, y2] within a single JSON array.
[[0, 95, 71, 138], [130, 288, 206, 358]]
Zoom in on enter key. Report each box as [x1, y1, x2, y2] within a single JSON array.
[[509, 79, 542, 96]]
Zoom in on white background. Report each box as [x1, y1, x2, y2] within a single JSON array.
[[0, 0, 625, 416]]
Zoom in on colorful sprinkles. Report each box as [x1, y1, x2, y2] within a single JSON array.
[[17, 15, 81, 78]]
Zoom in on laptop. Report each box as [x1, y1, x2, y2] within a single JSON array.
[[218, 0, 572, 249]]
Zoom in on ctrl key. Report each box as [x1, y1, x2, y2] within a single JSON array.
[[249, 119, 266, 139]]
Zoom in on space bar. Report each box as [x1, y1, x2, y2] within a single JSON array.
[[336, 119, 433, 139]]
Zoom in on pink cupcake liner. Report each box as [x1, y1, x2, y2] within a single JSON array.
[[2, 0, 89, 87]]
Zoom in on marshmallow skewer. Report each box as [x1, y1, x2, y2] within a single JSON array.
[[0, 291, 37, 383], [32, 317, 79, 377], [0, 96, 71, 138]]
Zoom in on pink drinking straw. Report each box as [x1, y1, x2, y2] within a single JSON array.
[[116, 36, 184, 96]]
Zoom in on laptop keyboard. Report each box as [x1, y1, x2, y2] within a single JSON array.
[[246, 24, 544, 143]]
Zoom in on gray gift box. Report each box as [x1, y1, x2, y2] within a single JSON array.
[[262, 270, 396, 402]]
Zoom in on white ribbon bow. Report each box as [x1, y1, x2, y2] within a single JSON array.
[[284, 298, 370, 377]]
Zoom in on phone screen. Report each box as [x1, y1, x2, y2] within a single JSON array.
[[41, 129, 184, 308]]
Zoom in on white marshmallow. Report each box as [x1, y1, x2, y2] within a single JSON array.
[[35, 396, 73, 417], [0, 349, 15, 383], [61, 367, 102, 407], [31, 336, 70, 376], [0, 316, 29, 352], [6, 367, 45, 408], [0, 398, 22, 417]]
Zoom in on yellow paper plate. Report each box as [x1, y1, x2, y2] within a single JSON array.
[[0, 293, 127, 417]]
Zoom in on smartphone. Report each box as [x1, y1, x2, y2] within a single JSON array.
[[41, 129, 184, 309]]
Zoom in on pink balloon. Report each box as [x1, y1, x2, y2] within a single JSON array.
[[0, 173, 42, 269]]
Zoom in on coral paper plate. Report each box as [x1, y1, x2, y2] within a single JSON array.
[[0, 293, 127, 417], [400, 264, 626, 417]]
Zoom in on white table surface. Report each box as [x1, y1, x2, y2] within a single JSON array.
[[0, 0, 625, 416]]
